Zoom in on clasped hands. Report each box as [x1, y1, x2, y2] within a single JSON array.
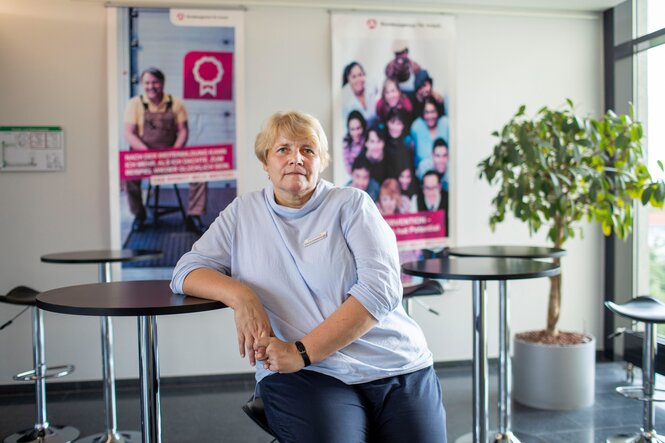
[[234, 296, 304, 374], [254, 337, 304, 373]]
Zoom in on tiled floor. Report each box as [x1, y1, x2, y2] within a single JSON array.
[[0, 361, 663, 442]]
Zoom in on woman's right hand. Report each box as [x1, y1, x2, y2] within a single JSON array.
[[181, 268, 273, 367], [233, 290, 273, 366]]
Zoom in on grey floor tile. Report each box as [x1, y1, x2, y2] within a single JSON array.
[[4, 361, 665, 442]]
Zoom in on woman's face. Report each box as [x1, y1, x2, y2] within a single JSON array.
[[348, 65, 366, 96], [398, 168, 412, 191], [384, 81, 400, 108], [387, 118, 404, 139], [263, 135, 321, 208], [423, 102, 439, 129], [348, 118, 364, 143], [365, 130, 384, 161], [380, 192, 398, 214]]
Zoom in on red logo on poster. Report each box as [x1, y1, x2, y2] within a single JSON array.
[[367, 18, 377, 29], [183, 51, 233, 100]]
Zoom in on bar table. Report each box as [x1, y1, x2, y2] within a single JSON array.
[[446, 246, 566, 443], [402, 257, 560, 443], [37, 280, 226, 443], [41, 250, 161, 443]]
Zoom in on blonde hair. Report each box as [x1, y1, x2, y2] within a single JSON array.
[[254, 111, 330, 170]]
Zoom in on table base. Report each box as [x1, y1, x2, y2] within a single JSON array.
[[4, 425, 79, 443], [606, 432, 665, 443], [455, 430, 548, 443], [76, 430, 142, 443]]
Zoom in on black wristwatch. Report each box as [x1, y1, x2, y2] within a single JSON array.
[[294, 340, 311, 367]]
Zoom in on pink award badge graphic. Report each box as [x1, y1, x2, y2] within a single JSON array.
[[183, 51, 233, 100]]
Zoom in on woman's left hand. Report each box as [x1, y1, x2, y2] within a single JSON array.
[[254, 337, 304, 373]]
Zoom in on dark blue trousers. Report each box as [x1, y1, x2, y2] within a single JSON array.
[[258, 366, 447, 443]]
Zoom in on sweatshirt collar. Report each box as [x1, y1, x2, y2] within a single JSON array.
[[265, 180, 331, 219]]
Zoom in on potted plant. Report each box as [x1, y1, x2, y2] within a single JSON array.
[[477, 100, 665, 409]]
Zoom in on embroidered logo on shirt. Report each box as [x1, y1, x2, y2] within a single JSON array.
[[304, 231, 328, 247]]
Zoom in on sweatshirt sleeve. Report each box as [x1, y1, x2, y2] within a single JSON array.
[[342, 190, 402, 320], [170, 198, 238, 294]]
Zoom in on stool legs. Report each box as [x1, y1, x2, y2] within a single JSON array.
[[607, 323, 665, 443], [3, 308, 79, 443], [644, 323, 658, 439]]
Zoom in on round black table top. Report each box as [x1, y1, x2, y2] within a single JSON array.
[[446, 245, 566, 259], [402, 257, 560, 281], [41, 249, 163, 264], [36, 280, 226, 317]]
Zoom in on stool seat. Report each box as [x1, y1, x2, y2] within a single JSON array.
[[403, 279, 443, 298], [605, 296, 665, 323], [1, 286, 38, 306], [242, 397, 275, 437]]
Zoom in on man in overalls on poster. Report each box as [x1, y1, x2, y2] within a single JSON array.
[[123, 67, 207, 234]]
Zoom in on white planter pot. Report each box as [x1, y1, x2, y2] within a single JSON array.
[[512, 334, 596, 410]]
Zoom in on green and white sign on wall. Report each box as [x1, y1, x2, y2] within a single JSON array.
[[0, 126, 64, 172]]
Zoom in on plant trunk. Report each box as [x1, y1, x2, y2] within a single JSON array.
[[546, 265, 561, 336], [546, 221, 565, 337]]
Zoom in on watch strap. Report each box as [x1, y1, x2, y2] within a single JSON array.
[[294, 340, 311, 367]]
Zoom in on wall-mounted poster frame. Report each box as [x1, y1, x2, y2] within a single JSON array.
[[107, 7, 245, 280], [331, 12, 456, 280]]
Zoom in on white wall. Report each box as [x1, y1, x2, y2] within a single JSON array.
[[0, 0, 603, 384]]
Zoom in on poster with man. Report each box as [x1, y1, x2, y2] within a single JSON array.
[[332, 13, 455, 272], [112, 8, 244, 279]]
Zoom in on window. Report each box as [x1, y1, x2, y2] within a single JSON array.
[[607, 0, 665, 358]]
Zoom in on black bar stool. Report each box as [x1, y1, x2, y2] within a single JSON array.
[[402, 278, 443, 316], [242, 397, 276, 439], [605, 296, 665, 443], [1, 286, 78, 443]]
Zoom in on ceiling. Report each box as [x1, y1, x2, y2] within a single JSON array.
[[92, 0, 626, 14], [247, 0, 625, 13]]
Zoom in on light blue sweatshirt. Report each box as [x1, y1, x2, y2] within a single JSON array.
[[171, 179, 433, 384]]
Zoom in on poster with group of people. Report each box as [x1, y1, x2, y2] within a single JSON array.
[[113, 8, 243, 279], [332, 13, 455, 270]]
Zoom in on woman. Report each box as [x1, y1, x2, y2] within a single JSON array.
[[376, 178, 410, 216], [375, 77, 413, 124], [358, 124, 393, 186], [397, 166, 418, 200], [384, 107, 415, 181], [341, 61, 378, 123], [410, 96, 449, 167], [171, 111, 446, 443], [342, 110, 367, 175]]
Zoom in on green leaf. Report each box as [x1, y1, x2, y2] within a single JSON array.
[[642, 186, 653, 206]]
